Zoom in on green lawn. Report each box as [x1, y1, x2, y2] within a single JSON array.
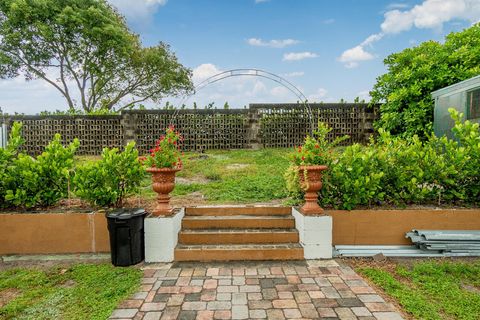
[[140, 148, 293, 204], [357, 259, 480, 320], [0, 264, 141, 320]]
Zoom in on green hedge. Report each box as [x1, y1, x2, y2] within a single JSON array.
[[0, 123, 79, 209], [0, 123, 144, 209], [316, 109, 479, 209]]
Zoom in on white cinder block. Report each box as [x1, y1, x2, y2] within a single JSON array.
[[303, 229, 332, 245], [292, 208, 333, 260], [145, 208, 184, 263], [303, 245, 333, 259], [304, 216, 332, 231]]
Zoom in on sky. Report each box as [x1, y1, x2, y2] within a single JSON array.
[[1, 0, 480, 113]]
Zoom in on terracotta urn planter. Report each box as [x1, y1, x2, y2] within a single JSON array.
[[146, 167, 180, 216], [298, 165, 328, 215]]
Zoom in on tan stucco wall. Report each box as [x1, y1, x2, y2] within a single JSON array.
[[330, 209, 480, 245], [0, 212, 110, 255], [1, 209, 480, 254]]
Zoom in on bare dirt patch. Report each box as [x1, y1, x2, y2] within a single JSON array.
[[0, 288, 21, 308], [176, 176, 211, 185], [225, 163, 249, 170], [125, 193, 209, 209]]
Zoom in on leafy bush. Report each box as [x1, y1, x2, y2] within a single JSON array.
[[286, 109, 480, 209], [371, 23, 480, 138], [285, 123, 348, 198], [0, 123, 79, 209], [0, 122, 24, 208], [73, 142, 145, 207], [289, 123, 348, 166]]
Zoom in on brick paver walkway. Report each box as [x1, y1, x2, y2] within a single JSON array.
[[110, 260, 403, 320]]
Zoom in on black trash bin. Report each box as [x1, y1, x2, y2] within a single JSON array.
[[106, 208, 147, 266]]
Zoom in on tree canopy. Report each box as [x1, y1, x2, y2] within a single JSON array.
[[370, 23, 480, 138], [0, 0, 193, 112]]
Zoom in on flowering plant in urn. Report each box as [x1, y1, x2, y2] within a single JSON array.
[[145, 125, 183, 216], [287, 123, 348, 215]]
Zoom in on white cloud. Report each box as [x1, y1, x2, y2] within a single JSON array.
[[357, 90, 371, 102], [308, 88, 328, 102], [172, 63, 305, 107], [0, 70, 80, 114], [386, 3, 410, 10], [338, 45, 375, 68], [255, 0, 270, 3], [282, 71, 305, 77], [192, 63, 222, 83], [381, 0, 480, 34], [270, 86, 291, 99], [108, 0, 167, 24], [322, 18, 335, 24], [339, 0, 480, 68], [247, 38, 299, 48], [361, 33, 384, 46], [381, 10, 414, 33], [283, 52, 318, 61]]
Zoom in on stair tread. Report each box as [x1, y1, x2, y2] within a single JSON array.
[[183, 215, 293, 220], [185, 206, 291, 216], [176, 243, 302, 250], [180, 228, 298, 233]]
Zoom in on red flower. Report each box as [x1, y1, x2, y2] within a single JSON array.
[[301, 156, 305, 161], [314, 144, 319, 149]]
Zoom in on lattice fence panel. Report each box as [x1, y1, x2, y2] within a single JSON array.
[[4, 104, 376, 155], [129, 110, 249, 154], [6, 116, 124, 155], [254, 104, 377, 148]]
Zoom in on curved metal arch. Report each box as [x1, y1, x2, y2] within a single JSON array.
[[177, 68, 313, 133], [194, 69, 308, 103]]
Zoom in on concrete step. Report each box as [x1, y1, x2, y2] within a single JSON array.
[[182, 215, 295, 229], [185, 206, 291, 216], [174, 244, 304, 261], [178, 229, 299, 245]]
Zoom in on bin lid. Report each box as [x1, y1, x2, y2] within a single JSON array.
[[106, 208, 146, 220]]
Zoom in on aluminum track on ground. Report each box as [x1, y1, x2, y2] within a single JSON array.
[[333, 245, 446, 257], [405, 229, 480, 256]]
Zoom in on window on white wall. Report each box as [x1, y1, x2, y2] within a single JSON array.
[[467, 88, 480, 119]]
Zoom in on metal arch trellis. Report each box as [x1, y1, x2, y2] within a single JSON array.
[[174, 68, 314, 134]]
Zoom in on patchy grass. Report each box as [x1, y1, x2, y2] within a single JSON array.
[[0, 264, 141, 320], [140, 148, 292, 204], [357, 259, 480, 320]]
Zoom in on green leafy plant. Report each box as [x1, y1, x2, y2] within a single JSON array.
[[73, 142, 145, 207], [371, 23, 480, 138], [0, 122, 24, 207], [1, 126, 79, 209], [285, 122, 348, 195], [145, 125, 183, 168], [285, 110, 479, 209]]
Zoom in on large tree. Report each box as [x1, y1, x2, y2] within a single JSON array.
[[0, 0, 193, 112], [370, 23, 480, 138]]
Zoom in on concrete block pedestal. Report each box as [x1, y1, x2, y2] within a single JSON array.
[[144, 208, 184, 262], [292, 207, 333, 259]]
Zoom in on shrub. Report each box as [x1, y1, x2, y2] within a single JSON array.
[[73, 142, 145, 207], [371, 23, 480, 138], [0, 122, 24, 208], [285, 123, 348, 199], [286, 109, 480, 209], [0, 124, 79, 209]]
